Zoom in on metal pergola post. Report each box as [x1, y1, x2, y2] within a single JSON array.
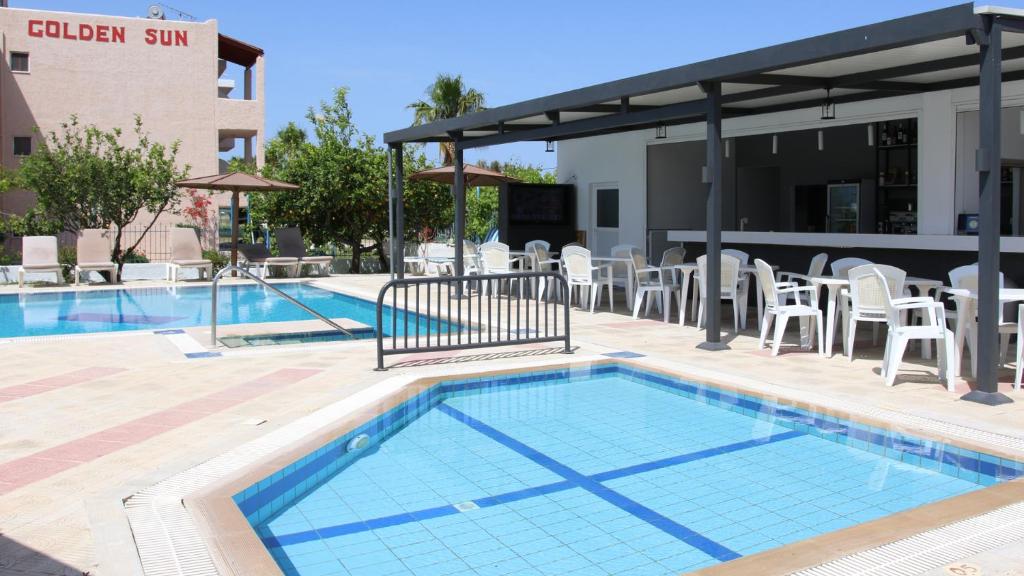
[[964, 16, 1012, 405], [699, 80, 725, 349], [387, 147, 395, 280], [393, 144, 405, 280], [453, 149, 466, 283]]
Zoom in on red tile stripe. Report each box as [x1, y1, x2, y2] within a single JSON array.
[[0, 367, 322, 495], [0, 367, 127, 403]]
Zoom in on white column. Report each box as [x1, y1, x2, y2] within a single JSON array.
[[918, 91, 957, 235]]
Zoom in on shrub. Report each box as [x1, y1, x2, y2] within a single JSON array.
[[122, 249, 149, 264], [203, 249, 229, 274]]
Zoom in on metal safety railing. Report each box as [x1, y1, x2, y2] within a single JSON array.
[[210, 265, 353, 346], [375, 271, 572, 370]]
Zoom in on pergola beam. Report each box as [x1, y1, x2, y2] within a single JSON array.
[[456, 99, 708, 150]]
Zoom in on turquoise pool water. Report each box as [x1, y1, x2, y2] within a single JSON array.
[[0, 283, 435, 338], [237, 364, 1023, 576]]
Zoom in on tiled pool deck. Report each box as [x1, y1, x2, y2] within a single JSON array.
[[1, 274, 1023, 575]]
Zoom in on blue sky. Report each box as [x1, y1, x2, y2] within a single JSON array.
[[17, 1, 1024, 169]]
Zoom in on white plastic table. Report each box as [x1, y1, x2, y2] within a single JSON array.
[[676, 263, 778, 327], [943, 287, 1024, 377], [809, 275, 943, 357], [592, 256, 636, 308]]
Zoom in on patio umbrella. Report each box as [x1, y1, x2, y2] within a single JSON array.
[[175, 172, 299, 270], [408, 163, 521, 187]]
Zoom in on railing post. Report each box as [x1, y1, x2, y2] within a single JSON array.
[[210, 274, 219, 346], [561, 274, 572, 355], [376, 280, 388, 371]]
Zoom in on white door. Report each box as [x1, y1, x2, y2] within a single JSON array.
[[591, 184, 619, 256]]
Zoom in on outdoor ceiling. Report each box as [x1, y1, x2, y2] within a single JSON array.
[[383, 3, 1024, 149]]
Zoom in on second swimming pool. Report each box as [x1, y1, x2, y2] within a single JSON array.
[[236, 363, 1023, 576]]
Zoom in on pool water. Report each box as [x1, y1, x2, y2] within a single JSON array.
[[237, 364, 1023, 576], [0, 283, 439, 338]]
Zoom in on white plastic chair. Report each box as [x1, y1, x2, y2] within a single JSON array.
[[630, 251, 679, 320], [610, 244, 641, 307], [755, 259, 824, 356], [692, 249, 750, 327], [1015, 304, 1024, 391], [696, 254, 742, 332], [830, 257, 872, 278], [874, 268, 955, 390], [561, 245, 612, 313], [479, 241, 521, 296], [945, 264, 1014, 377], [778, 252, 828, 305], [841, 264, 906, 361], [532, 243, 561, 300]]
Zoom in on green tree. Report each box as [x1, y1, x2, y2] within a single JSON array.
[[250, 88, 451, 272], [12, 115, 188, 273], [407, 74, 485, 165]]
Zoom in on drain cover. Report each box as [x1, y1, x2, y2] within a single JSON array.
[[943, 563, 982, 576], [453, 501, 479, 512]]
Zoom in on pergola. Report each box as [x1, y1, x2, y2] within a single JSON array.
[[384, 3, 1024, 405]]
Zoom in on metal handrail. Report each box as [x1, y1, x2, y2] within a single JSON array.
[[210, 264, 353, 346]]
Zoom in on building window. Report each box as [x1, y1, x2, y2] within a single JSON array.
[[13, 136, 32, 156], [596, 188, 619, 228], [10, 52, 29, 73]]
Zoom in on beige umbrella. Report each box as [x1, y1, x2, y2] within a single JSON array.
[[408, 163, 521, 186], [175, 172, 299, 269]]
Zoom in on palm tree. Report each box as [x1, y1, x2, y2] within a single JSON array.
[[407, 73, 485, 165]]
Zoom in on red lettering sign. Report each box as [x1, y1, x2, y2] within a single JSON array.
[[26, 19, 173, 47]]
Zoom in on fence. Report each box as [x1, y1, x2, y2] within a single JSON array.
[[375, 271, 572, 370]]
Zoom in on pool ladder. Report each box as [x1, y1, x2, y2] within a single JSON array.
[[209, 265, 354, 346]]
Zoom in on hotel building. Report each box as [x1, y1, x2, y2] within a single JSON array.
[[0, 4, 265, 254]]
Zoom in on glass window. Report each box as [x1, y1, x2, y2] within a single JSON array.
[[596, 188, 619, 228], [13, 136, 31, 156], [10, 52, 29, 73]]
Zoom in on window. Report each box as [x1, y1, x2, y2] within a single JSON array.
[[596, 188, 619, 228], [13, 136, 31, 156], [10, 52, 29, 73]]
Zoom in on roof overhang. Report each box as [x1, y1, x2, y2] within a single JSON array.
[[218, 34, 263, 68], [384, 3, 1024, 150]]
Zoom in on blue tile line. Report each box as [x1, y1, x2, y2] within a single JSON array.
[[436, 403, 741, 562], [184, 351, 221, 359], [590, 430, 805, 482], [260, 430, 804, 549]]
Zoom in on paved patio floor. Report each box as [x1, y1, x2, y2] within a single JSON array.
[[1, 274, 1022, 575]]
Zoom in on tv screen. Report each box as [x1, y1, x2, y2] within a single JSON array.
[[508, 185, 569, 226]]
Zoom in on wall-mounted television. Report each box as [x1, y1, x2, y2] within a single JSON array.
[[508, 185, 573, 226], [499, 183, 576, 250]]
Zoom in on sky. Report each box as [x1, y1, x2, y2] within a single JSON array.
[[16, 0, 1024, 170]]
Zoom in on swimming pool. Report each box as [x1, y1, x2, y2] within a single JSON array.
[[234, 363, 1023, 576], [0, 283, 436, 338]]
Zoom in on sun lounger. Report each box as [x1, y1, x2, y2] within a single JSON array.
[[167, 227, 213, 282], [275, 227, 333, 276], [238, 243, 299, 278], [74, 229, 118, 285], [19, 236, 63, 287]]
